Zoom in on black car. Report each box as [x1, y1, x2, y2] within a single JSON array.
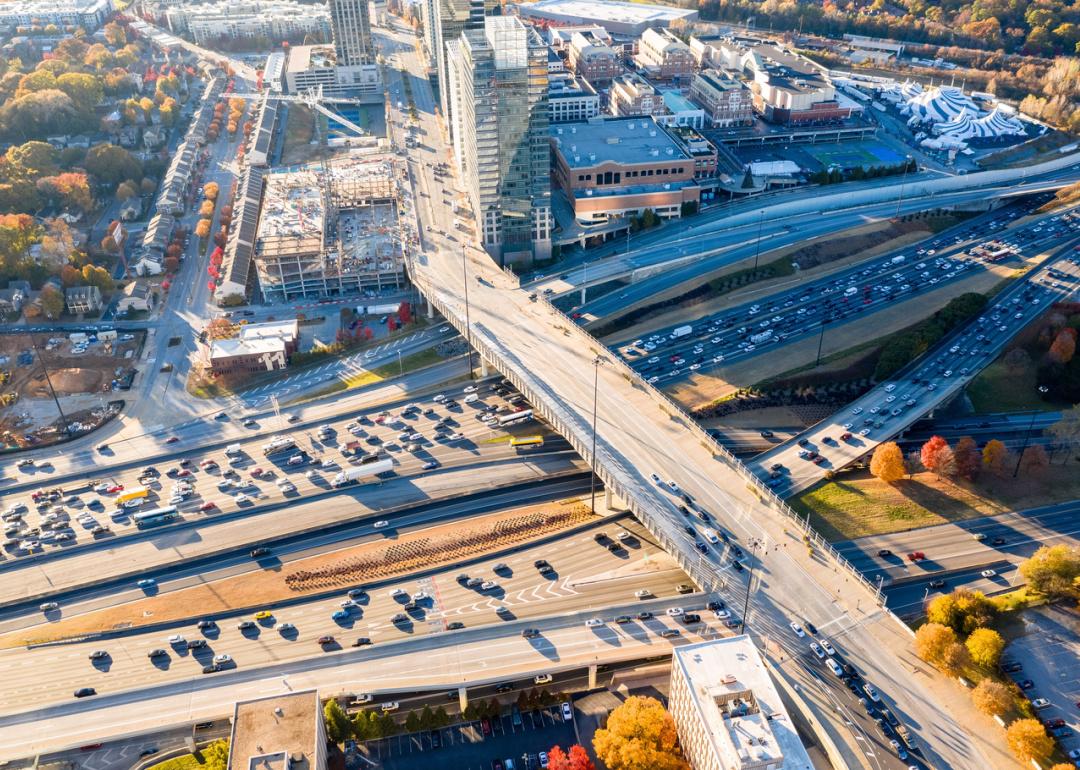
[[1001, 662, 1023, 673], [877, 549, 892, 557], [929, 579, 946, 589], [202, 664, 220, 674], [731, 560, 744, 572], [614, 615, 632, 624], [534, 559, 551, 571], [759, 430, 774, 438], [188, 639, 208, 649], [250, 547, 271, 558], [74, 687, 97, 698], [681, 613, 701, 623], [351, 637, 373, 647], [197, 619, 216, 630], [494, 683, 513, 693], [447, 621, 465, 630], [683, 525, 695, 535], [430, 731, 441, 749], [707, 600, 725, 611], [147, 648, 167, 658], [637, 611, 653, 620], [348, 588, 368, 600], [521, 628, 540, 638]]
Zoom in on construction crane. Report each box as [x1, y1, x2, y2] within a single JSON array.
[[230, 86, 370, 138]]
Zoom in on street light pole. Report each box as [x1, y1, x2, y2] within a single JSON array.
[[738, 538, 761, 635], [460, 245, 475, 380], [815, 317, 828, 367], [752, 209, 765, 272], [1011, 410, 1040, 477], [895, 160, 911, 219], [589, 355, 604, 513]]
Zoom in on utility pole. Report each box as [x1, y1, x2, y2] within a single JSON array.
[[738, 538, 762, 635], [1011, 410, 1040, 477], [460, 245, 475, 379], [589, 355, 604, 513], [752, 209, 765, 272], [815, 318, 827, 367], [895, 160, 911, 219]]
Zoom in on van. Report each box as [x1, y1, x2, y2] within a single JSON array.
[[225, 444, 242, 455], [380, 701, 399, 712], [464, 393, 479, 404]]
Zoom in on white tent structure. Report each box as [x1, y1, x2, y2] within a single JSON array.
[[903, 86, 976, 123], [974, 107, 1027, 137], [934, 106, 1027, 140]]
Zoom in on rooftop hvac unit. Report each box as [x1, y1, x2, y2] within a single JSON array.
[[628, 122, 635, 129], [666, 148, 674, 155], [649, 130, 657, 137], [570, 126, 577, 133], [650, 148, 659, 156], [588, 153, 596, 161]]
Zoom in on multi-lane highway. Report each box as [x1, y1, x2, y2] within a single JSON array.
[[752, 235, 1080, 494], [616, 204, 1075, 385]]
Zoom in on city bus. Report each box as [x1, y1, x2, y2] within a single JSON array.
[[116, 486, 149, 505], [510, 435, 544, 450], [498, 409, 534, 428], [132, 506, 180, 529]]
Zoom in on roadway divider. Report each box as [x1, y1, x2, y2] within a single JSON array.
[[5, 471, 593, 614]]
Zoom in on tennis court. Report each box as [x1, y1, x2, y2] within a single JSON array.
[[803, 142, 905, 169]]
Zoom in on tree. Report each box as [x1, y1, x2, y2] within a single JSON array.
[[940, 642, 971, 675], [163, 256, 180, 274], [195, 218, 212, 239], [5, 139, 58, 175], [954, 437, 981, 481], [982, 440, 1009, 477], [398, 300, 412, 325], [203, 181, 220, 200], [36, 172, 92, 211], [1006, 719, 1053, 764], [1003, 347, 1032, 374], [323, 698, 351, 743], [966, 628, 1005, 668], [1019, 545, 1080, 599], [1018, 445, 1049, 476], [971, 679, 1012, 716], [200, 200, 215, 217], [592, 696, 688, 770], [200, 739, 230, 770], [1048, 327, 1077, 364], [1049, 404, 1080, 461], [206, 317, 237, 339], [60, 264, 81, 287], [352, 710, 379, 740], [116, 180, 137, 201], [40, 284, 64, 318], [920, 435, 955, 477], [81, 263, 111, 292], [869, 441, 905, 483], [405, 711, 421, 732], [56, 72, 103, 113], [548, 745, 596, 770], [926, 589, 996, 634], [913, 622, 957, 666], [84, 144, 141, 187]]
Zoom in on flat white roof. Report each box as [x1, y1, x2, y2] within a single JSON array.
[[673, 635, 813, 770], [519, 0, 696, 25], [239, 319, 299, 341], [211, 337, 286, 360]]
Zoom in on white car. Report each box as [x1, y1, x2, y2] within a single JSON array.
[[789, 622, 805, 638], [213, 653, 231, 664], [389, 588, 407, 598], [538, 750, 549, 768], [666, 480, 679, 493], [561, 702, 573, 721], [433, 394, 446, 403], [463, 385, 478, 394], [650, 473, 662, 485], [480, 580, 497, 590], [980, 569, 997, 578], [666, 607, 684, 617], [820, 639, 836, 656], [863, 683, 882, 702], [373, 520, 389, 529], [234, 494, 250, 504], [168, 634, 185, 645], [714, 609, 730, 619], [584, 618, 603, 628]]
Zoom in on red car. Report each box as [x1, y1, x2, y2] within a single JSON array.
[[480, 718, 491, 735], [317, 635, 334, 646], [908, 551, 926, 562], [840, 432, 853, 441], [1043, 718, 1066, 729], [166, 437, 179, 444], [199, 502, 217, 511], [175, 469, 191, 478], [106, 484, 124, 494], [251, 468, 263, 477], [201, 460, 218, 469], [812, 456, 825, 465]]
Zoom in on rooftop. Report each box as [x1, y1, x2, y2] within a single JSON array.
[[551, 117, 690, 168], [228, 691, 321, 770], [662, 91, 699, 114], [286, 44, 338, 73], [518, 0, 697, 26], [210, 336, 287, 360], [673, 636, 813, 770], [239, 318, 299, 342]]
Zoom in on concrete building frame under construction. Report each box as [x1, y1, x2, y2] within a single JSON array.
[[253, 153, 406, 301]]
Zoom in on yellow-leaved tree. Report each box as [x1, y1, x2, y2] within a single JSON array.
[[869, 441, 905, 483], [593, 696, 688, 770], [1006, 719, 1052, 764]]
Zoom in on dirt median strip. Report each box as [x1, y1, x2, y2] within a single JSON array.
[[8, 498, 597, 648]]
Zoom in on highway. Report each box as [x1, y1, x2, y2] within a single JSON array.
[[750, 236, 1080, 494], [616, 204, 1074, 385], [383, 21, 977, 770]]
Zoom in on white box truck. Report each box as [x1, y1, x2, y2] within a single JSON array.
[[670, 325, 692, 339], [332, 458, 393, 487]]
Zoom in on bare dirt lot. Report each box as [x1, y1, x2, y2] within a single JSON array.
[[0, 332, 143, 449]]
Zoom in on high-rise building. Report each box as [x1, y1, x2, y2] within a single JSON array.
[[434, 0, 500, 130], [329, 0, 373, 67], [447, 16, 551, 264]]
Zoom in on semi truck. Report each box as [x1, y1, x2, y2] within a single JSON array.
[[332, 458, 393, 487], [262, 436, 296, 456], [670, 325, 692, 339]]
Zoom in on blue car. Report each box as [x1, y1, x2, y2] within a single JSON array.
[[331, 610, 350, 621]]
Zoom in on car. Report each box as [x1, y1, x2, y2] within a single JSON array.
[[317, 635, 335, 646], [197, 619, 216, 630], [447, 621, 465, 630], [187, 638, 207, 649], [562, 702, 573, 721], [1018, 679, 1035, 690], [199, 502, 217, 511], [212, 653, 232, 664], [907, 551, 926, 562], [826, 658, 843, 677], [254, 610, 273, 621], [585, 618, 603, 628], [237, 620, 255, 630], [789, 622, 805, 638], [676, 583, 693, 594], [167, 634, 186, 645], [929, 579, 946, 589], [39, 602, 59, 612], [88, 650, 109, 660], [820, 639, 836, 656], [1001, 661, 1023, 673], [74, 687, 97, 698], [1043, 718, 1067, 729], [1032, 698, 1051, 710], [373, 520, 389, 529], [980, 569, 997, 578], [863, 683, 882, 702], [666, 607, 684, 617], [147, 648, 167, 658], [539, 751, 549, 769], [810, 643, 825, 659], [877, 549, 892, 557]]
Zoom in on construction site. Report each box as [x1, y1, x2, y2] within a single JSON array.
[[253, 150, 407, 301]]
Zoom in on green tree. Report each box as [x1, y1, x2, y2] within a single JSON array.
[[966, 628, 1006, 668], [352, 710, 379, 740], [405, 711, 422, 733], [418, 705, 435, 730], [593, 696, 688, 770], [323, 698, 351, 743], [376, 712, 399, 736], [1020, 545, 1080, 599], [81, 263, 112, 292], [5, 139, 59, 175], [40, 284, 65, 318], [83, 144, 141, 187], [56, 72, 103, 113], [432, 706, 450, 727]]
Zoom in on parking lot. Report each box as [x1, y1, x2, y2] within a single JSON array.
[[358, 704, 576, 770], [1001, 605, 1080, 760]]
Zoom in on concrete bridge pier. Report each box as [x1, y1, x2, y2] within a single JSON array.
[[458, 686, 468, 712], [588, 664, 598, 689]]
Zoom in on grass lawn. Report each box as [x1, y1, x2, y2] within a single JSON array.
[[791, 464, 1080, 541], [966, 360, 1065, 414], [301, 348, 454, 400]]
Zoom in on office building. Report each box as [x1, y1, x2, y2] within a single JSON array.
[[514, 0, 697, 37], [689, 69, 753, 127], [434, 0, 501, 136], [635, 27, 695, 83], [549, 73, 600, 123], [448, 16, 551, 263], [329, 0, 374, 66], [550, 116, 701, 225], [209, 320, 299, 376], [609, 72, 666, 118], [282, 44, 380, 97], [658, 92, 706, 130], [669, 636, 814, 770], [226, 690, 327, 770], [567, 29, 621, 85]]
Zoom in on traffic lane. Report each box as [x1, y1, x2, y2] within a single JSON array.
[[0, 583, 717, 718], [0, 477, 593, 632], [0, 609, 728, 760], [0, 453, 584, 609], [834, 502, 1080, 578], [1, 388, 536, 554], [758, 247, 1080, 492], [885, 564, 1020, 616]]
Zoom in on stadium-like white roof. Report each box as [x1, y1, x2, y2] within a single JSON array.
[[903, 86, 976, 123]]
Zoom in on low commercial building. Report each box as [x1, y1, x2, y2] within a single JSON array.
[[227, 690, 327, 770], [283, 44, 380, 98], [64, 285, 102, 315], [669, 636, 814, 770], [116, 282, 155, 314], [164, 0, 331, 46], [567, 30, 622, 85], [689, 69, 753, 127], [635, 27, 695, 83], [515, 0, 698, 37], [547, 24, 610, 52], [609, 73, 666, 119], [658, 91, 705, 130], [549, 74, 600, 123], [550, 116, 701, 225]]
